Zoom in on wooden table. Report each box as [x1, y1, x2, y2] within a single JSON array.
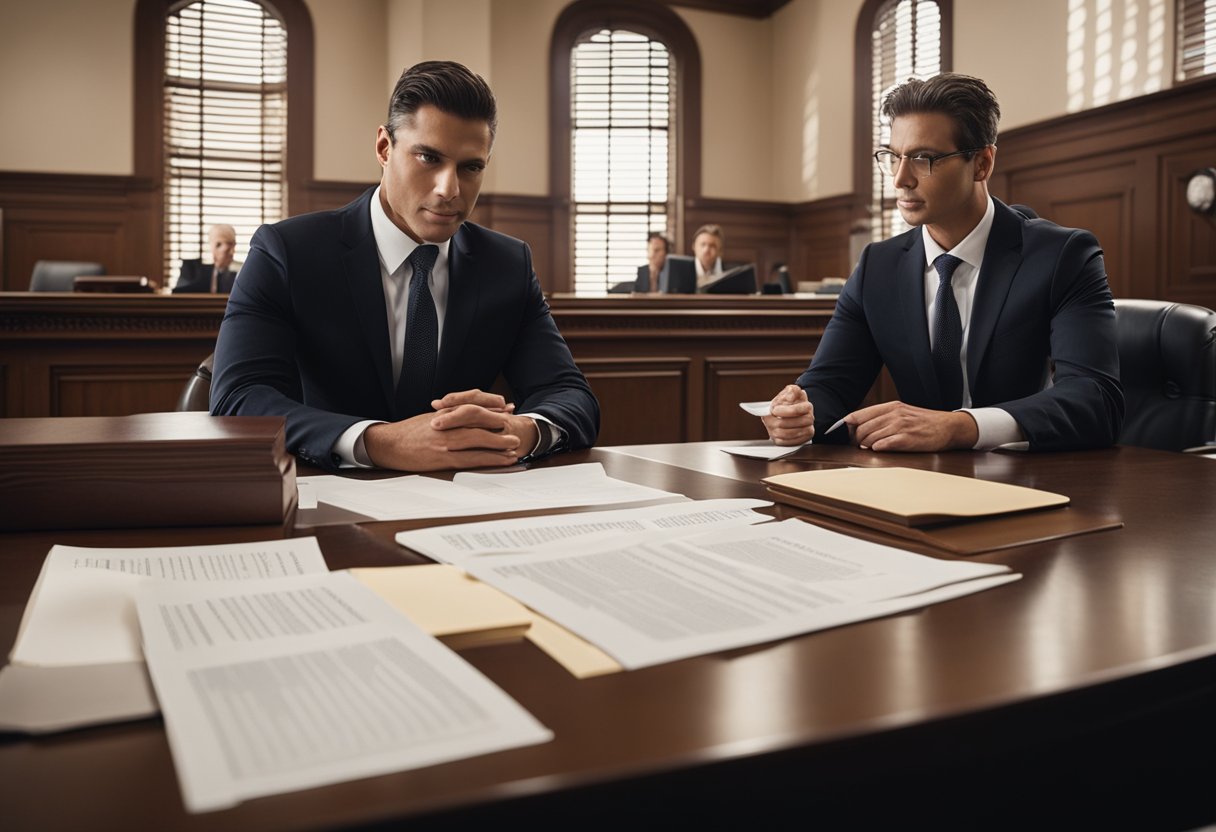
[[1, 443, 1214, 829]]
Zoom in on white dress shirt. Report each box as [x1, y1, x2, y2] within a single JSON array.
[[695, 256, 724, 288], [920, 196, 1027, 450]]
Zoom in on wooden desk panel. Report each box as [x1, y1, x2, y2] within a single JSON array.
[[0, 445, 1213, 829], [0, 293, 849, 440]]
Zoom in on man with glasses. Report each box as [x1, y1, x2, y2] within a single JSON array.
[[762, 73, 1122, 452]]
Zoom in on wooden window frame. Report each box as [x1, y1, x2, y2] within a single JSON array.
[[550, 0, 701, 293], [851, 0, 953, 238], [134, 0, 314, 274]]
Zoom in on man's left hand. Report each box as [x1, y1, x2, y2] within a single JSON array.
[[846, 402, 979, 452], [431, 389, 539, 454]]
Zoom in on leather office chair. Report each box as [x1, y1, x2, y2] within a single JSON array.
[[29, 260, 104, 291], [1115, 299, 1216, 452], [176, 353, 215, 412]]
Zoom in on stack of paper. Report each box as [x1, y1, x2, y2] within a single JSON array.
[[299, 462, 682, 521], [0, 538, 330, 733], [0, 413, 296, 531], [461, 519, 1020, 670]]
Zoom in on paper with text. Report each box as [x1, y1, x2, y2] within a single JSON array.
[[396, 498, 774, 565], [136, 572, 551, 812], [299, 463, 683, 522], [10, 538, 328, 666], [465, 519, 1018, 669]]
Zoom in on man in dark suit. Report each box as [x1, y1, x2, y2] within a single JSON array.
[[635, 232, 670, 292], [763, 73, 1122, 452], [210, 61, 599, 471], [173, 224, 239, 293]]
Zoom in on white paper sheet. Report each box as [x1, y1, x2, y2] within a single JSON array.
[[738, 401, 772, 416], [10, 538, 328, 666], [299, 462, 684, 521], [464, 520, 1018, 669], [719, 444, 807, 460], [396, 498, 775, 565], [136, 572, 551, 813]]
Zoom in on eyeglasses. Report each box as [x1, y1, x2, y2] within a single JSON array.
[[873, 147, 987, 178]]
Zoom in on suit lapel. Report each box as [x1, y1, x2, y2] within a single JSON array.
[[437, 224, 478, 388], [896, 231, 941, 403], [967, 200, 1024, 391], [340, 190, 396, 415]]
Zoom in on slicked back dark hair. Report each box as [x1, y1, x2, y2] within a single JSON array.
[[386, 61, 498, 144], [881, 73, 1000, 159]]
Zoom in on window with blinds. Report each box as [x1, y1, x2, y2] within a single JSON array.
[[869, 0, 943, 241], [163, 0, 286, 287], [571, 29, 673, 296], [1178, 0, 1216, 80]]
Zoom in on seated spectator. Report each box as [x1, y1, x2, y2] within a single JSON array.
[[174, 224, 240, 293], [636, 232, 671, 292], [692, 224, 725, 288]]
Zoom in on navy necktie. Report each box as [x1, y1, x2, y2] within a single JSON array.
[[931, 253, 965, 410], [397, 244, 440, 419]]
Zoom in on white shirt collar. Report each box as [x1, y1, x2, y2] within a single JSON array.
[[922, 195, 995, 271], [369, 185, 451, 275]]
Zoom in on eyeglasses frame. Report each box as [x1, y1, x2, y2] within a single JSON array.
[[873, 147, 991, 178]]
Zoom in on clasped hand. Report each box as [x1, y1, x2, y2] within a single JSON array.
[[363, 389, 539, 471]]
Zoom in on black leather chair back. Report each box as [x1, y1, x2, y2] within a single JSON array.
[[176, 354, 215, 412], [29, 260, 104, 291], [1115, 299, 1216, 451]]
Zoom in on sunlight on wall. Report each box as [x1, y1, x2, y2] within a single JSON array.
[[801, 71, 821, 194], [1067, 0, 1167, 112]]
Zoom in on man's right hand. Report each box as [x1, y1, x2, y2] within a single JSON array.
[[363, 402, 524, 472], [761, 384, 815, 446]]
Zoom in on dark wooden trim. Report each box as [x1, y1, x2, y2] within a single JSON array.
[[662, 0, 793, 18], [852, 0, 954, 232], [550, 0, 703, 291]]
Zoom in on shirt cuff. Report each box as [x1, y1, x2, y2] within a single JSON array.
[[518, 412, 567, 459], [333, 420, 384, 468], [962, 407, 1027, 451]]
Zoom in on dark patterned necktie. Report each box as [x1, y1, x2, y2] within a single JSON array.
[[931, 253, 964, 410], [398, 244, 440, 418]]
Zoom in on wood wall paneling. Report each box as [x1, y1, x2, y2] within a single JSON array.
[[704, 355, 813, 439], [52, 363, 197, 417], [1163, 151, 1216, 299], [577, 357, 690, 445]]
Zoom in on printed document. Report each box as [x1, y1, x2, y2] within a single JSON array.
[[10, 538, 329, 666], [136, 572, 551, 812], [464, 519, 1018, 669], [299, 463, 682, 521], [396, 498, 775, 565]]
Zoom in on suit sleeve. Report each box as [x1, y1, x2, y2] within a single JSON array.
[[795, 246, 885, 443], [209, 224, 362, 470], [501, 245, 600, 450], [997, 231, 1124, 450]]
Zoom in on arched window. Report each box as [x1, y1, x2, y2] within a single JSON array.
[[854, 0, 952, 242], [134, 0, 313, 288], [1177, 0, 1216, 80], [551, 0, 701, 296]]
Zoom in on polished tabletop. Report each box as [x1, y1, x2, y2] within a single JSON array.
[[1, 443, 1214, 829]]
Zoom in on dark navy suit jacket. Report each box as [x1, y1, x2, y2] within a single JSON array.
[[174, 259, 237, 293], [210, 188, 599, 469], [798, 199, 1123, 450]]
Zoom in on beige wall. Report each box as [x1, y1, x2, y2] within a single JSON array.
[[0, 0, 135, 175], [0, 0, 1186, 199]]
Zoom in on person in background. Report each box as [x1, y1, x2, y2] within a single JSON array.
[[174, 224, 240, 293], [761, 72, 1122, 453], [636, 232, 671, 292], [692, 224, 725, 288]]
